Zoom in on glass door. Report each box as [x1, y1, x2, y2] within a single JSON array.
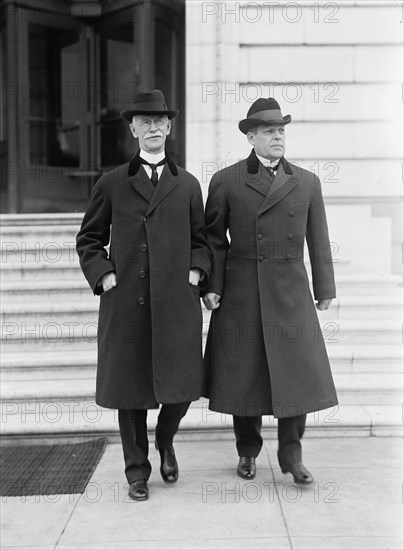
[[20, 11, 89, 212], [97, 7, 140, 170], [6, 1, 185, 213], [0, 7, 8, 212]]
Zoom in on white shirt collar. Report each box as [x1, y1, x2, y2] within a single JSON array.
[[256, 153, 280, 169], [139, 149, 165, 164]]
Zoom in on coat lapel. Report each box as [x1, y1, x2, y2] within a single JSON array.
[[257, 158, 299, 215], [244, 149, 268, 197], [129, 168, 155, 204], [127, 152, 179, 210], [245, 165, 272, 197], [244, 150, 299, 212], [127, 154, 154, 203]]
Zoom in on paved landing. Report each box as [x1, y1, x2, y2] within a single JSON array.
[[1, 437, 402, 550]]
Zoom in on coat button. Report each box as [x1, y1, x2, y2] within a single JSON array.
[[140, 243, 148, 252], [258, 255, 264, 262], [287, 233, 293, 240], [137, 297, 145, 305], [143, 217, 147, 223], [288, 210, 294, 217], [257, 234, 263, 240], [139, 270, 146, 278], [285, 254, 291, 261]]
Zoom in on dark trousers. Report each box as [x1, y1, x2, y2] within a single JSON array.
[[118, 402, 190, 483], [233, 414, 307, 468]]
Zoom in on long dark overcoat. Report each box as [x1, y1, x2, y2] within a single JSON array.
[[76, 154, 211, 409], [203, 150, 338, 418]]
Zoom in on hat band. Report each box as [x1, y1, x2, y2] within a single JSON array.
[[248, 109, 285, 121], [131, 102, 168, 111]]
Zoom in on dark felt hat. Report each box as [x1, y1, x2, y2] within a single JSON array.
[[239, 98, 291, 134], [121, 89, 179, 121]]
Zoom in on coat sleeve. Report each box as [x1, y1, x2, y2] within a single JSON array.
[[306, 175, 336, 300], [189, 177, 211, 289], [204, 173, 229, 296], [76, 175, 115, 295]]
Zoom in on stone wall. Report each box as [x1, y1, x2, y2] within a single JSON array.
[[185, 1, 402, 274]]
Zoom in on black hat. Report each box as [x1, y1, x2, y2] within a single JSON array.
[[238, 98, 291, 134], [121, 89, 179, 121]]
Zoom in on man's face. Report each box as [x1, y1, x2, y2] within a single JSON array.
[[247, 125, 286, 161], [129, 114, 171, 154]]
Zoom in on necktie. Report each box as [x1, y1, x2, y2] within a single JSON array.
[[140, 158, 166, 187], [265, 164, 278, 183]]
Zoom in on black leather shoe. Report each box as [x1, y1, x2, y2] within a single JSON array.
[[281, 462, 314, 485], [128, 479, 149, 501], [237, 456, 256, 479], [155, 442, 178, 483]]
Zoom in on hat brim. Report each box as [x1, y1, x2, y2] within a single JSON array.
[[239, 114, 291, 134], [121, 109, 179, 121]]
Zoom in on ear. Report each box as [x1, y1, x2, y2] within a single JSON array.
[[166, 120, 172, 135], [129, 123, 138, 139], [246, 132, 255, 146]]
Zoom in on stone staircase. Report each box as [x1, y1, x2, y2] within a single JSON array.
[[0, 213, 402, 440]]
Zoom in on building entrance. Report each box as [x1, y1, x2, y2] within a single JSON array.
[[0, 0, 185, 213]]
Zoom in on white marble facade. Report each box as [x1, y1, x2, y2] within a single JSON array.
[[185, 1, 402, 276]]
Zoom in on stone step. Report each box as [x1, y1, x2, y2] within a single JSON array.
[[2, 357, 401, 403], [2, 243, 353, 279], [1, 336, 97, 353], [1, 349, 97, 369], [318, 319, 401, 345], [0, 211, 392, 277], [1, 314, 401, 348], [0, 206, 372, 234], [2, 294, 401, 325], [0, 257, 352, 281], [0, 213, 83, 226], [327, 344, 403, 373], [1, 316, 401, 352], [0, 301, 99, 324], [1, 350, 97, 381], [0, 248, 349, 274], [1, 244, 79, 265], [331, 274, 402, 294], [333, 372, 403, 406], [0, 224, 79, 243], [0, 261, 83, 281], [2, 244, 352, 273], [0, 388, 401, 437], [0, 280, 93, 302], [1, 403, 401, 439], [320, 295, 402, 319], [1, 260, 400, 292], [1, 344, 402, 380]]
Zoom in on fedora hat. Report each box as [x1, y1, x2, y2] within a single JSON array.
[[121, 89, 179, 121], [239, 98, 291, 134]]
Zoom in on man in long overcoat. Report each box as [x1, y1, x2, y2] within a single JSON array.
[[203, 97, 338, 484], [76, 90, 210, 501]]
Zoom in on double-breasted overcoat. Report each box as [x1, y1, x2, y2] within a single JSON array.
[[77, 154, 211, 409], [203, 150, 338, 418]]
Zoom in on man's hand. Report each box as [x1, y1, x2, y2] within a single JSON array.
[[203, 293, 221, 310], [101, 272, 117, 292], [189, 268, 202, 286], [316, 298, 332, 311]]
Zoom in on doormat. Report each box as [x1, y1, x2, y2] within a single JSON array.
[[0, 438, 107, 497]]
